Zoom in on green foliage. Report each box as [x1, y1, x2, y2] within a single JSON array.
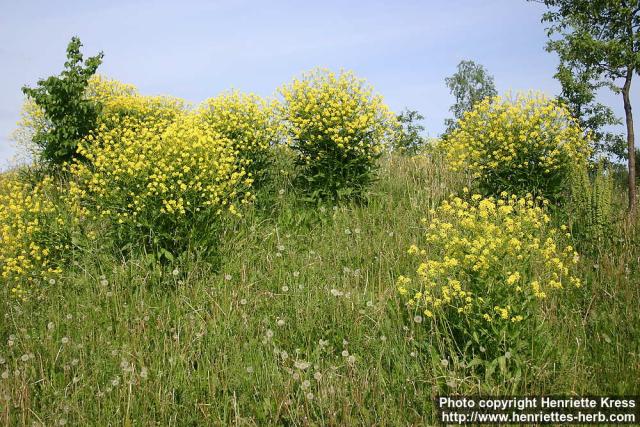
[[443, 60, 497, 135], [569, 162, 616, 245], [555, 62, 625, 158], [536, 0, 640, 210], [21, 37, 103, 167], [392, 109, 426, 156], [539, 1, 640, 80]]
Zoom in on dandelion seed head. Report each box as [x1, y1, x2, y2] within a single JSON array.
[[294, 360, 310, 370]]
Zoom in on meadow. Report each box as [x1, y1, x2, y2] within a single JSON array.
[[1, 150, 639, 425], [1, 54, 639, 425]]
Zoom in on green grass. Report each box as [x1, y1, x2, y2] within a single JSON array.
[[1, 154, 639, 425]]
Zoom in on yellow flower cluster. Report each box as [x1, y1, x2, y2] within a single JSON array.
[[86, 74, 138, 104], [398, 192, 581, 324], [0, 175, 65, 301], [279, 69, 396, 161], [69, 92, 253, 236], [444, 93, 590, 199], [97, 91, 186, 133], [199, 91, 281, 184]]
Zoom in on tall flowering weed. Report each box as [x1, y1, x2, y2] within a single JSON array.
[[278, 69, 397, 201], [398, 192, 582, 366], [0, 175, 69, 300], [199, 91, 281, 187], [444, 93, 590, 201]]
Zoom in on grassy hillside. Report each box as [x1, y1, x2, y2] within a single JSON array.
[[1, 153, 638, 425]]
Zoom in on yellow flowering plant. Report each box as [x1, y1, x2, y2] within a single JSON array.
[[398, 192, 582, 381], [199, 91, 281, 188], [86, 74, 137, 104], [278, 69, 397, 201], [69, 98, 254, 255], [94, 87, 186, 135], [0, 174, 70, 301], [444, 93, 591, 202]]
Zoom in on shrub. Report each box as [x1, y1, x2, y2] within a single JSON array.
[[69, 100, 253, 254], [13, 75, 136, 161], [445, 93, 591, 202], [199, 91, 280, 187], [0, 174, 70, 300], [393, 109, 426, 156], [21, 37, 103, 167], [398, 193, 581, 386], [278, 69, 397, 201]]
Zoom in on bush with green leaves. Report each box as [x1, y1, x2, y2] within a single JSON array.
[[278, 69, 397, 201], [393, 109, 426, 156], [21, 37, 103, 167]]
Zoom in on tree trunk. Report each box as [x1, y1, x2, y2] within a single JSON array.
[[622, 70, 637, 214]]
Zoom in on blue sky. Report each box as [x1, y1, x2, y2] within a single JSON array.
[[1, 0, 637, 168]]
